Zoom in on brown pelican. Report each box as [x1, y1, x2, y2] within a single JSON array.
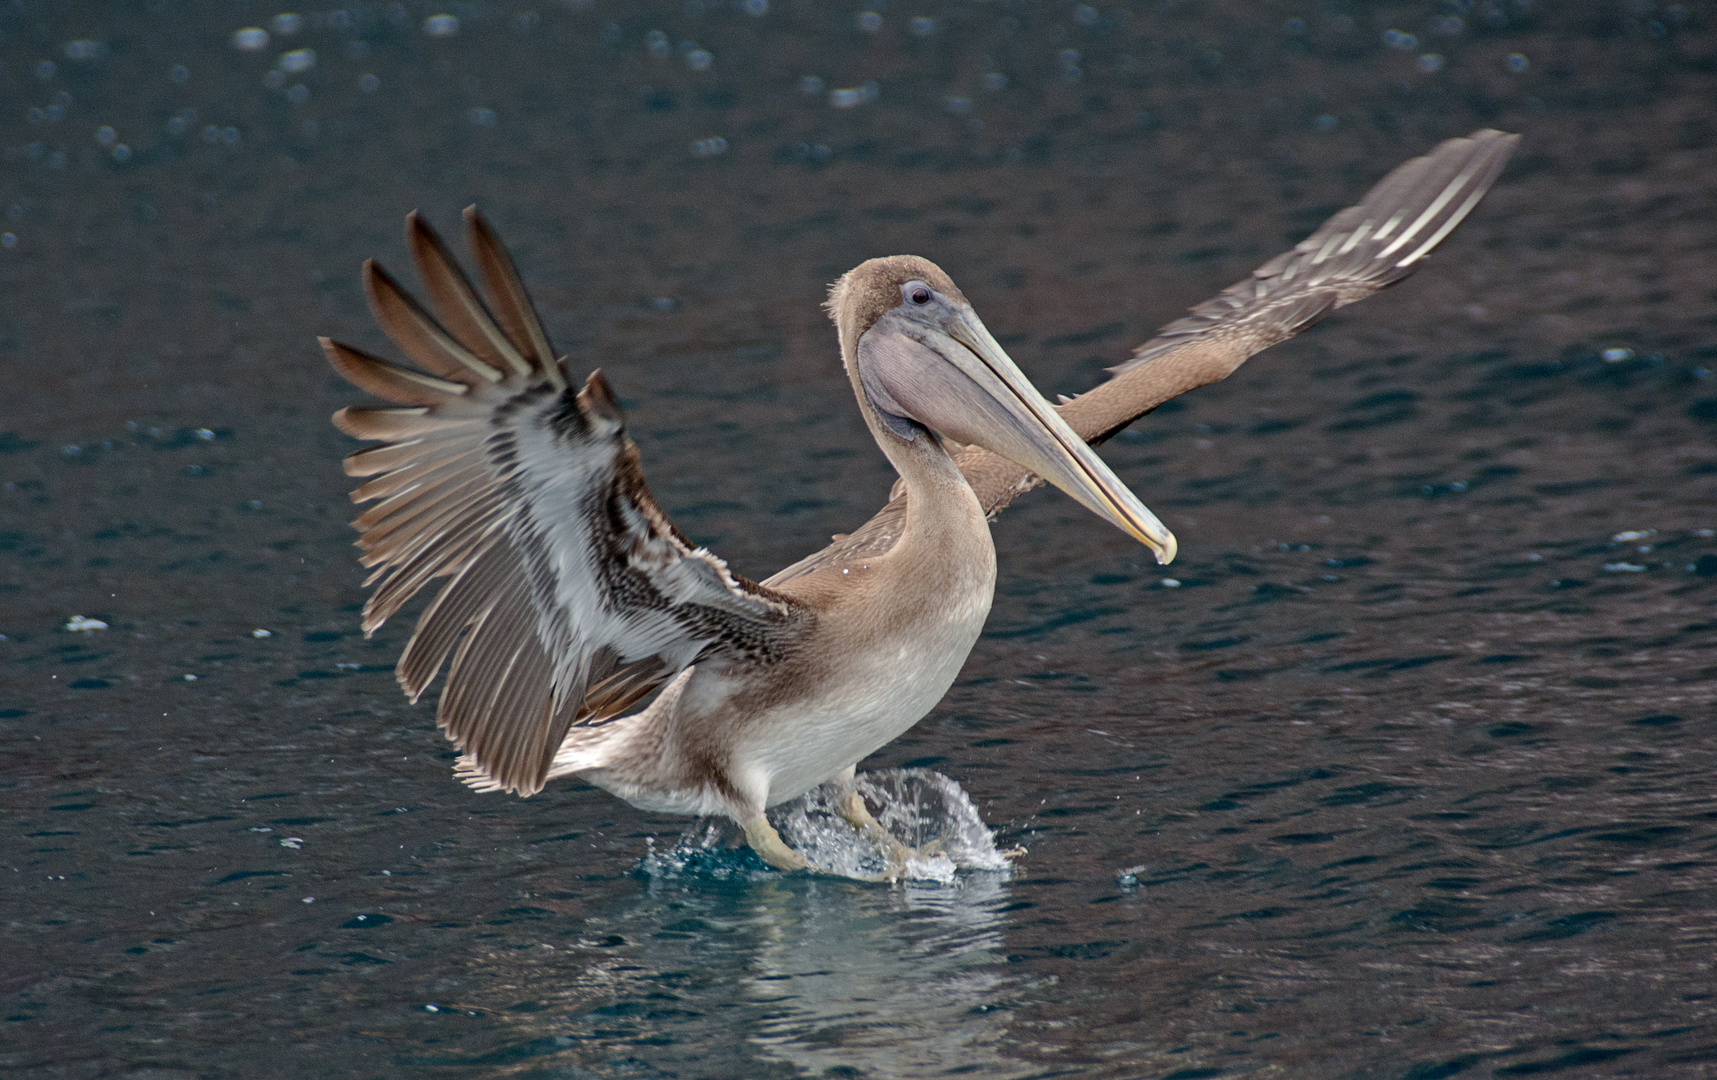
[[323, 129, 1516, 874]]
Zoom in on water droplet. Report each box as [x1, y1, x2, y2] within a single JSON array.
[[64, 40, 105, 61], [856, 11, 882, 33], [910, 16, 937, 36], [286, 83, 309, 104], [1602, 347, 1634, 363], [424, 13, 459, 38], [646, 30, 671, 59], [279, 48, 315, 74], [360, 73, 380, 92], [0, 234, 15, 250], [252, 628, 272, 637], [983, 72, 1006, 91], [111, 144, 130, 163], [1418, 53, 1445, 73], [95, 125, 117, 146], [1382, 29, 1417, 50], [799, 75, 824, 94], [272, 13, 304, 35], [233, 27, 270, 51], [169, 64, 189, 84], [684, 48, 712, 71], [1506, 53, 1530, 72], [36, 59, 57, 79]]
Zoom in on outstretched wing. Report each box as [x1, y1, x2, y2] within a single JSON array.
[[326, 209, 803, 796], [768, 128, 1518, 585]]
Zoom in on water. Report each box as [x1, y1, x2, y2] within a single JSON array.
[[4, 1, 1716, 1076]]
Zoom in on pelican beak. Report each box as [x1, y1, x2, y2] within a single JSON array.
[[859, 305, 1177, 564]]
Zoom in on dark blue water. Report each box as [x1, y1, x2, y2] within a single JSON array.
[[4, 2, 1717, 1076]]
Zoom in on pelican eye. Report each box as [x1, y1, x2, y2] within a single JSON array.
[[903, 281, 932, 306]]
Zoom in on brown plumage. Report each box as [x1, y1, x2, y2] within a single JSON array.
[[322, 129, 1516, 873]]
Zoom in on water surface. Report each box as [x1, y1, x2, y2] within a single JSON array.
[[4, 1, 1717, 1076]]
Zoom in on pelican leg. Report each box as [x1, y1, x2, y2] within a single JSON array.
[[835, 779, 941, 874], [743, 815, 808, 872]]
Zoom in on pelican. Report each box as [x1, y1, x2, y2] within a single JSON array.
[[323, 129, 1516, 874]]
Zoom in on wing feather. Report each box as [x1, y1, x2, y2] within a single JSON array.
[[328, 211, 805, 795], [767, 129, 1517, 586]]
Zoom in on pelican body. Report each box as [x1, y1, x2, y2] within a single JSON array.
[[323, 130, 1516, 872]]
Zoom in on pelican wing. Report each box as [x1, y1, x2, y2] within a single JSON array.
[[768, 128, 1517, 585], [328, 209, 802, 796]]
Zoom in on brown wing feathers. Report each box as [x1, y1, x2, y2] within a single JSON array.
[[328, 210, 803, 796], [767, 129, 1516, 585]]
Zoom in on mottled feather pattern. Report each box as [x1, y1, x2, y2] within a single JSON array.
[[326, 208, 803, 796]]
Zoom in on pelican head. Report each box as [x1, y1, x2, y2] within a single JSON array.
[[829, 256, 1176, 565]]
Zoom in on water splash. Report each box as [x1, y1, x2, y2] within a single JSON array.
[[639, 769, 1012, 884]]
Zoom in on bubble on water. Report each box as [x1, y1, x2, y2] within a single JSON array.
[[856, 11, 882, 33], [65, 40, 105, 61], [233, 27, 270, 51], [829, 81, 879, 108], [360, 73, 380, 92], [685, 48, 712, 71], [1507, 52, 1530, 72], [983, 72, 1006, 91], [286, 84, 309, 104], [424, 13, 459, 37], [272, 13, 304, 35], [910, 16, 938, 36], [279, 48, 315, 74], [799, 74, 824, 94], [646, 30, 671, 59], [65, 615, 107, 632], [1418, 53, 1445, 73], [468, 107, 497, 127], [170, 64, 189, 84]]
